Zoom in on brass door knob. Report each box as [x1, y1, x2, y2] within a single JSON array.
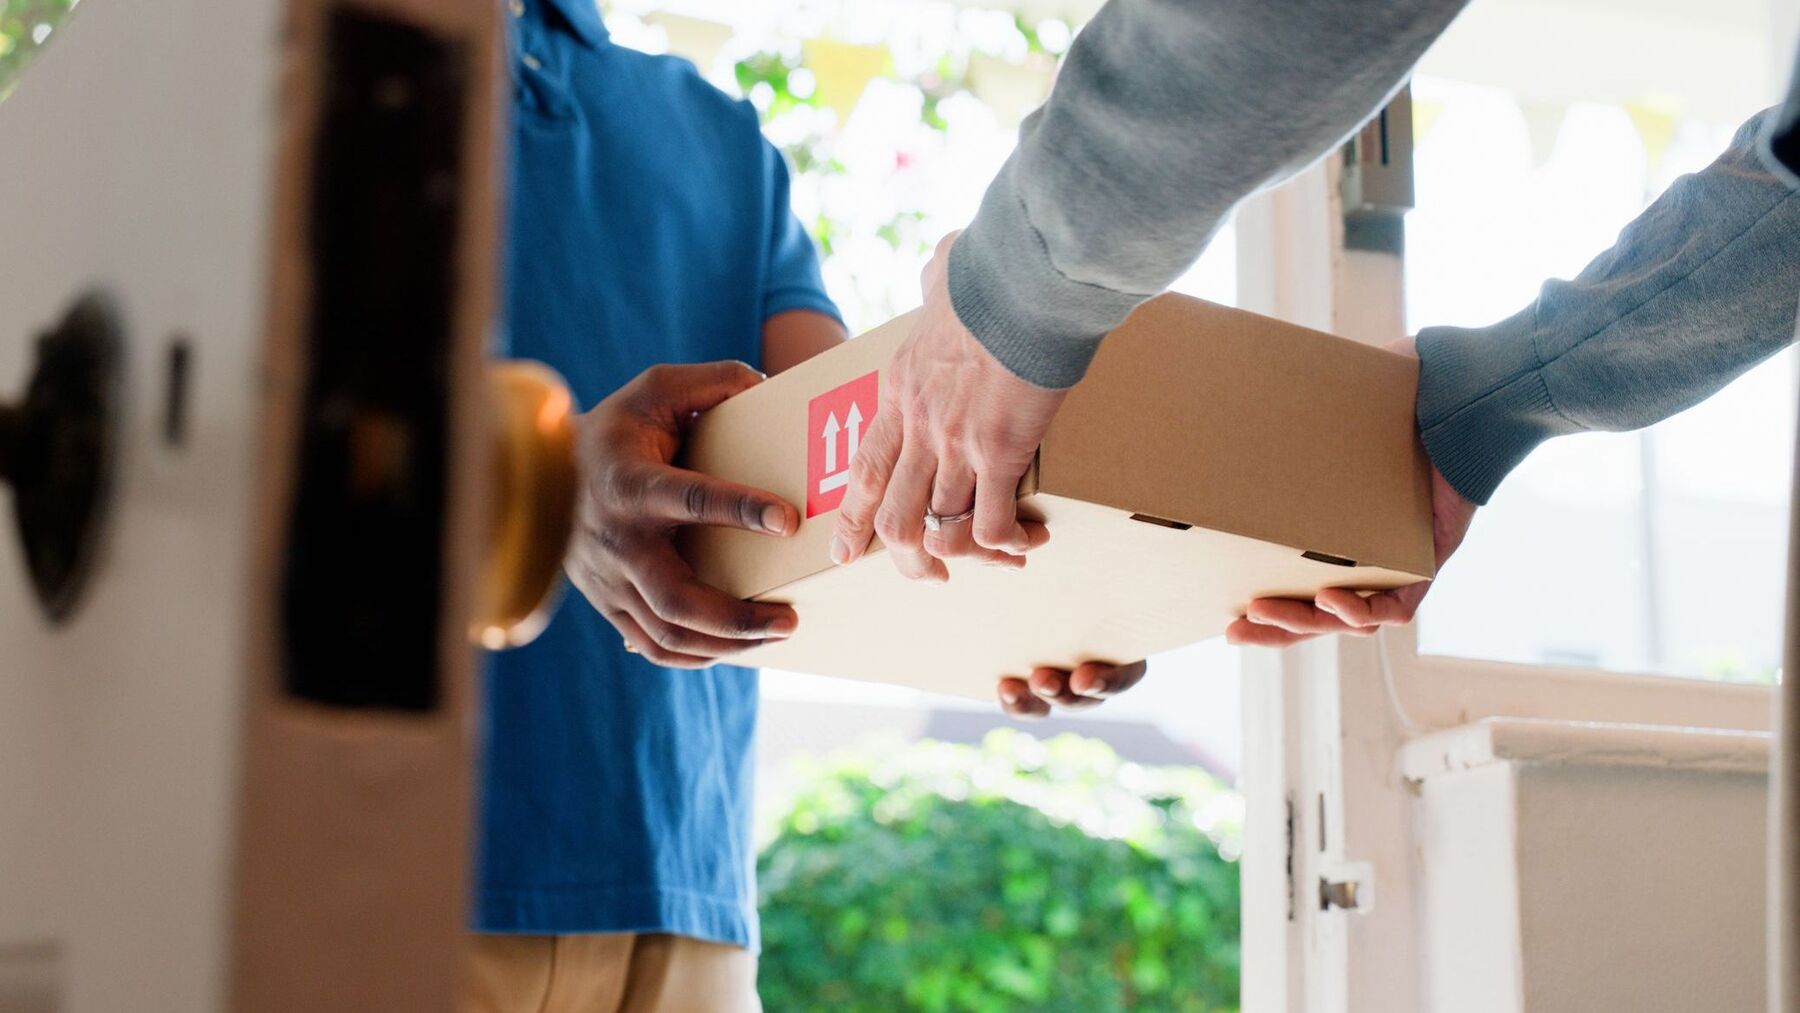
[[472, 361, 578, 650]]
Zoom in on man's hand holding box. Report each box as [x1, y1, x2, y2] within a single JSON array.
[[677, 293, 1436, 698]]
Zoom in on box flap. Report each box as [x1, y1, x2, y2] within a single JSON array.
[[1040, 295, 1435, 577], [731, 493, 1426, 697]]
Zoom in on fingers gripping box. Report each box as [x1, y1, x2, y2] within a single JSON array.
[[678, 294, 1435, 698]]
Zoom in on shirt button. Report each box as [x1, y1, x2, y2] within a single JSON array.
[[508, 0, 524, 17], [522, 53, 543, 71]]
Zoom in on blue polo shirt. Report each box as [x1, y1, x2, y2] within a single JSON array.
[[475, 0, 838, 947]]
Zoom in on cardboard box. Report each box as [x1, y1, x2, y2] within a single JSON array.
[[679, 294, 1434, 698]]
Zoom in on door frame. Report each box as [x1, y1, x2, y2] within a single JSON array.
[[1231, 107, 1776, 1013]]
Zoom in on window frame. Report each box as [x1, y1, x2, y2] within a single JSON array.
[[1390, 621, 1773, 732], [1234, 120, 1776, 1013]]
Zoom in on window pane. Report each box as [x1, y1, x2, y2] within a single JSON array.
[[1407, 76, 1791, 682]]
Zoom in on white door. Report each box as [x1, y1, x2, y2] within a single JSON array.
[[0, 0, 504, 1009]]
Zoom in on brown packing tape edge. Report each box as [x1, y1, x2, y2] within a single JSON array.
[[748, 520, 1431, 609], [1108, 504, 1432, 583], [1034, 420, 1432, 583], [740, 444, 1432, 609], [1033, 297, 1436, 581]]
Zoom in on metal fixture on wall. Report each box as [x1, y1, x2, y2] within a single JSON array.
[[0, 291, 125, 623], [1341, 85, 1416, 256]]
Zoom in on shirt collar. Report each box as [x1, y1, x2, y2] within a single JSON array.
[[539, 0, 608, 49]]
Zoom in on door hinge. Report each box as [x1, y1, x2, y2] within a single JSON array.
[[1285, 794, 1297, 921], [1320, 861, 1376, 914]]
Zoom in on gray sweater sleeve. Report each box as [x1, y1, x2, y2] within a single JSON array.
[[1417, 112, 1800, 506], [948, 0, 1472, 389]]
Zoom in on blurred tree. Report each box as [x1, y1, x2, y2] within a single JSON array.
[[0, 0, 76, 101], [723, 10, 1067, 329], [759, 730, 1242, 1012]]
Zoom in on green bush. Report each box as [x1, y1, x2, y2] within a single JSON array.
[[758, 730, 1242, 1012]]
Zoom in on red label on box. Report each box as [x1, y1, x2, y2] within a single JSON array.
[[806, 370, 878, 518]]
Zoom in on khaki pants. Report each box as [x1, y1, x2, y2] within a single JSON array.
[[464, 933, 761, 1013]]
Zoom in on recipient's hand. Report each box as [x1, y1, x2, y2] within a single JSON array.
[[997, 660, 1148, 719], [831, 232, 1058, 583], [566, 361, 801, 668], [1227, 433, 1475, 647]]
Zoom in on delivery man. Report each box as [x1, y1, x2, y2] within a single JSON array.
[[466, 2, 841, 1007], [470, 2, 1134, 1008]]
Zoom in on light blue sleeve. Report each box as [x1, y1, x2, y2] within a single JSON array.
[[1416, 111, 1800, 505]]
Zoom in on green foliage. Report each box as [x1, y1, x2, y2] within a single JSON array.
[[731, 13, 1059, 286], [876, 210, 929, 253], [758, 730, 1242, 1012], [731, 46, 850, 251], [734, 49, 826, 122], [0, 0, 76, 102], [1696, 649, 1779, 685]]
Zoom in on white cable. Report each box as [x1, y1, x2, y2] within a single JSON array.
[[1375, 627, 1422, 735]]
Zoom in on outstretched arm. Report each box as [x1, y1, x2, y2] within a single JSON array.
[[1417, 111, 1800, 506], [836, 0, 1473, 579], [1234, 110, 1800, 647]]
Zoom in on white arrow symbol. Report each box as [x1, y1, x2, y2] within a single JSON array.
[[822, 410, 841, 474], [845, 400, 863, 464]]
